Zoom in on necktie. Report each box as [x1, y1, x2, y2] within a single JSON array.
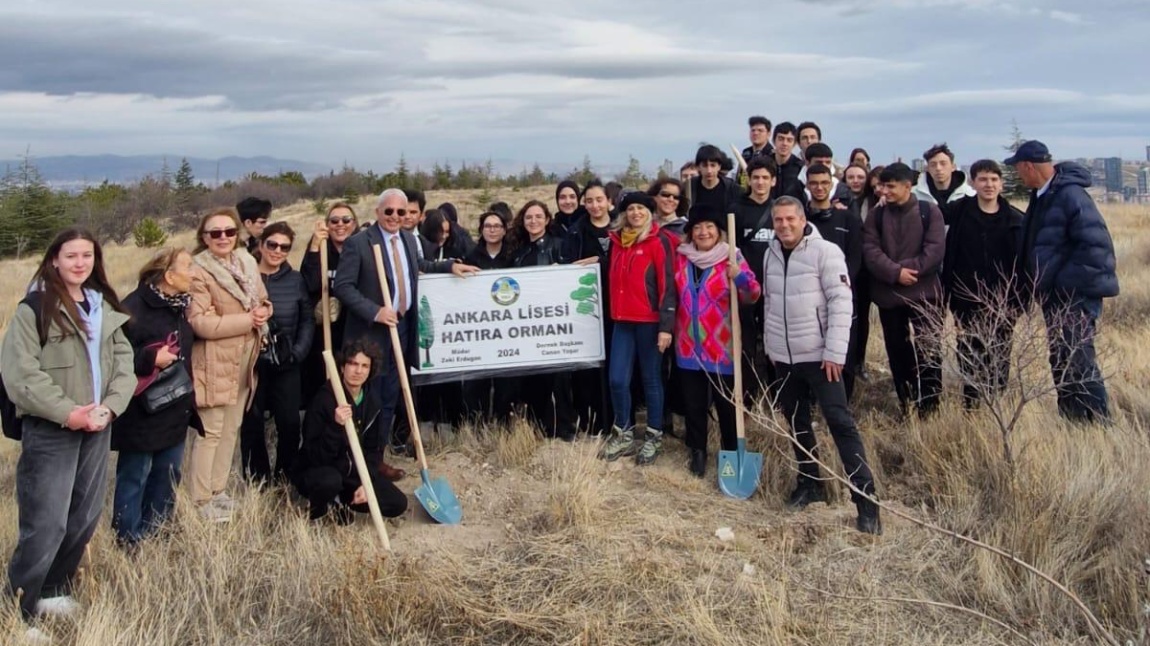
[[391, 235, 408, 314]]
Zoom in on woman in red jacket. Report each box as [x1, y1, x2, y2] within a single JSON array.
[[599, 193, 677, 465]]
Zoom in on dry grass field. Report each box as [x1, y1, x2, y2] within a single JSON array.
[[0, 192, 1146, 645]]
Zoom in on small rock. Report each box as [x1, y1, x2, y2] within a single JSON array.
[[715, 527, 735, 542], [742, 562, 755, 576]]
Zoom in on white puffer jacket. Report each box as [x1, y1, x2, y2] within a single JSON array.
[[762, 225, 853, 366]]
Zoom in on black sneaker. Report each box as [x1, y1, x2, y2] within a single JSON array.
[[785, 484, 828, 510], [688, 449, 707, 478], [856, 500, 882, 535]]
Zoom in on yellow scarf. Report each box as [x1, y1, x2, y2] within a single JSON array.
[[621, 228, 640, 247]]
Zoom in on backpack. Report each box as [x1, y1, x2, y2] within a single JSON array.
[[1, 294, 44, 441], [873, 200, 931, 239]]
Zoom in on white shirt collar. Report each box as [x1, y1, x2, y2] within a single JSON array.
[[1036, 174, 1055, 198]]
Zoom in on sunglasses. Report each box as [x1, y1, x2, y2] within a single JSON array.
[[264, 241, 292, 252], [328, 216, 354, 225], [658, 192, 682, 201], [380, 208, 403, 216], [206, 228, 238, 239]]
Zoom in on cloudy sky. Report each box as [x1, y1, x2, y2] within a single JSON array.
[[2, 0, 1147, 173]]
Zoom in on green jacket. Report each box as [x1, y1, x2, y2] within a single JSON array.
[[1, 295, 135, 426]]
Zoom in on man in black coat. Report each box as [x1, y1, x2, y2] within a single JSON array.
[[333, 188, 479, 453], [1006, 140, 1119, 424], [942, 160, 1024, 409], [805, 163, 864, 398], [770, 122, 806, 202]]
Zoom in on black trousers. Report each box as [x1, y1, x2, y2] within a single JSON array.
[[461, 377, 515, 423], [679, 368, 737, 453], [240, 363, 302, 483], [1044, 298, 1110, 423], [376, 317, 415, 449], [775, 361, 875, 502], [296, 465, 408, 520], [878, 304, 942, 416], [517, 372, 577, 439], [952, 306, 1014, 408]]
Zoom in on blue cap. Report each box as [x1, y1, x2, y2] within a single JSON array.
[[1003, 140, 1052, 165]]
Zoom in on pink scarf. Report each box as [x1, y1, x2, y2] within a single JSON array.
[[677, 241, 729, 269]]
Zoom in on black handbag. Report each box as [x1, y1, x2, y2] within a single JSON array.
[[142, 360, 194, 414], [259, 319, 294, 367]]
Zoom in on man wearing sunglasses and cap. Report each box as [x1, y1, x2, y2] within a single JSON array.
[[334, 189, 480, 461], [1006, 140, 1118, 424]]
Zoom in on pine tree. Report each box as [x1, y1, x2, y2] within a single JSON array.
[[174, 157, 196, 215], [418, 295, 435, 368], [1003, 120, 1029, 200], [0, 155, 68, 258], [395, 154, 410, 189]]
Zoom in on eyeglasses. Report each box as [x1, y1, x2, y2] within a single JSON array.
[[380, 208, 403, 216], [264, 241, 292, 252], [206, 228, 238, 239], [328, 216, 354, 225], [658, 192, 682, 201], [483, 223, 505, 230]]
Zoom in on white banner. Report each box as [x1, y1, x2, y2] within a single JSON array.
[[412, 265, 606, 376]]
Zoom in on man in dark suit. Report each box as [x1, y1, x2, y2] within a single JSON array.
[[334, 188, 479, 471]]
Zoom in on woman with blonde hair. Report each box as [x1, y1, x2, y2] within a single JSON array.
[[599, 193, 677, 465], [111, 246, 197, 546], [187, 207, 270, 522], [1, 227, 135, 632]]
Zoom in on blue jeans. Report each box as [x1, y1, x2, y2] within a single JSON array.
[[112, 441, 186, 545], [608, 322, 664, 431]]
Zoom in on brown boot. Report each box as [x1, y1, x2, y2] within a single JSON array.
[[378, 461, 408, 482]]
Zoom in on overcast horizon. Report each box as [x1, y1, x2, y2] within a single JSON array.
[[3, 0, 1148, 173]]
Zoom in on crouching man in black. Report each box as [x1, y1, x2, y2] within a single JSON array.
[[293, 339, 409, 523]]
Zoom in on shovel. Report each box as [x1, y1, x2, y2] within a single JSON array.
[[718, 212, 763, 500], [319, 235, 333, 354], [321, 350, 391, 553], [371, 243, 462, 524]]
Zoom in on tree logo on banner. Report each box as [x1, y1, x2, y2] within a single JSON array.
[[490, 277, 521, 306], [569, 272, 600, 318], [418, 295, 435, 368]]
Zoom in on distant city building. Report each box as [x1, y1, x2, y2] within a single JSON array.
[[1104, 157, 1123, 192], [912, 159, 925, 172], [1145, 145, 1150, 163], [1139, 168, 1150, 195]]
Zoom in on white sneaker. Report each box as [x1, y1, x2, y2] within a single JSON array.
[[210, 492, 237, 511], [34, 595, 80, 618], [199, 503, 231, 523], [23, 627, 53, 645]]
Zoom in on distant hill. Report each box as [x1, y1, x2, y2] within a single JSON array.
[[0, 154, 332, 190]]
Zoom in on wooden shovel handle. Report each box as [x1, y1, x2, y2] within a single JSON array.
[[371, 244, 429, 473], [320, 239, 333, 354], [727, 213, 746, 441], [322, 350, 391, 553]]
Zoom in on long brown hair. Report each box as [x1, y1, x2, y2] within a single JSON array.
[[30, 227, 124, 341], [507, 200, 555, 253]]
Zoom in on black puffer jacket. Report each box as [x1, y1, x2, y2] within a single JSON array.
[[111, 283, 196, 454], [261, 263, 314, 364], [1020, 162, 1119, 301]]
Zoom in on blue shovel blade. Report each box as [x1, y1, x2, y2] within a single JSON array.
[[414, 469, 463, 525], [717, 439, 762, 500]]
